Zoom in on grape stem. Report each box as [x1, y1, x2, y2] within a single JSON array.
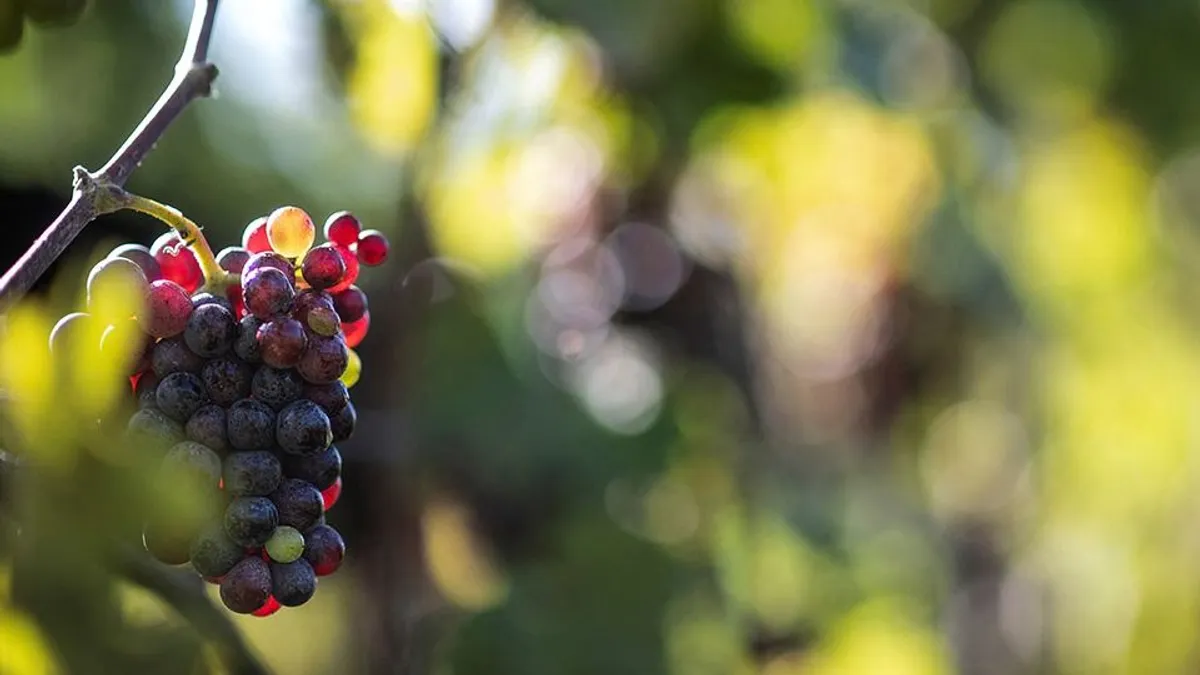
[[0, 0, 221, 312], [116, 189, 237, 291]]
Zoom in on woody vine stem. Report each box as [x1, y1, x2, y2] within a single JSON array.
[[0, 2, 268, 673]]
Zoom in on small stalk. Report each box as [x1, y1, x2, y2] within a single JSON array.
[[118, 191, 237, 292]]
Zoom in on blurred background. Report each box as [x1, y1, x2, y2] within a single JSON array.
[[4, 0, 1200, 673]]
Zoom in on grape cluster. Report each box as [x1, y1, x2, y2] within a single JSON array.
[[55, 206, 388, 616], [1, 0, 89, 54]]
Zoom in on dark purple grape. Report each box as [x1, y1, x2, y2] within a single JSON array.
[[303, 524, 345, 576], [269, 478, 324, 531], [297, 334, 348, 384], [126, 408, 184, 450], [141, 280, 193, 338], [201, 357, 253, 407], [185, 404, 228, 453], [282, 445, 341, 490], [135, 371, 160, 410], [303, 381, 348, 414], [224, 496, 279, 547], [143, 520, 193, 566], [162, 441, 222, 485], [276, 400, 332, 455], [243, 268, 295, 320], [330, 401, 356, 443], [151, 336, 204, 378], [226, 399, 276, 451], [244, 251, 295, 279], [234, 315, 264, 364], [219, 556, 272, 614], [184, 303, 236, 357], [300, 244, 347, 291], [270, 559, 317, 607], [110, 243, 162, 282], [252, 366, 303, 412], [332, 286, 367, 323], [156, 372, 209, 423], [216, 246, 251, 275], [190, 292, 234, 313], [257, 318, 308, 369], [223, 451, 282, 497], [190, 523, 244, 578]]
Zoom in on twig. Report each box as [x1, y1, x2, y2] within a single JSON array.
[[117, 550, 270, 675], [0, 0, 222, 312]]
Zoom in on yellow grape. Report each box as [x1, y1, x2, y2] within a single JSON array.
[[340, 348, 361, 388], [266, 206, 316, 258]]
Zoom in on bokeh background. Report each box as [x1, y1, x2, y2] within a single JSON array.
[[4, 0, 1200, 673]]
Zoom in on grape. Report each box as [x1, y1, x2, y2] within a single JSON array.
[[300, 244, 346, 291], [226, 285, 246, 319], [343, 312, 370, 349], [276, 400, 332, 455], [297, 334, 349, 385], [306, 306, 340, 336], [327, 245, 359, 294], [226, 399, 276, 451], [251, 595, 282, 618], [156, 372, 209, 422], [126, 408, 184, 450], [162, 441, 222, 485], [151, 232, 203, 293], [87, 257, 147, 321], [244, 251, 295, 280], [329, 401, 356, 443], [216, 247, 251, 275], [100, 319, 151, 375], [22, 0, 88, 26], [135, 371, 160, 410], [302, 524, 345, 576], [281, 445, 341, 490], [151, 336, 203, 378], [356, 230, 389, 267], [269, 478, 323, 532], [186, 404, 228, 452], [332, 286, 367, 323], [270, 559, 317, 607], [304, 381, 348, 414], [324, 211, 361, 247], [191, 292, 234, 314], [321, 477, 342, 510], [291, 289, 334, 325], [222, 451, 282, 497], [190, 524, 244, 578], [264, 526, 305, 563], [201, 357, 253, 406], [48, 311, 96, 357], [251, 366, 303, 411], [257, 318, 307, 369], [109, 243, 162, 282], [242, 217, 271, 254], [184, 303, 236, 357], [234, 315, 264, 364], [142, 520, 193, 566], [243, 268, 295, 320], [224, 496, 280, 547], [266, 206, 316, 258], [141, 280, 193, 339], [219, 556, 272, 614], [341, 348, 362, 388]]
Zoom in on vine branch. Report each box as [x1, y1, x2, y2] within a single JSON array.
[[0, 0, 221, 312]]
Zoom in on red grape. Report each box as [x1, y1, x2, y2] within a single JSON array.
[[140, 280, 193, 338], [343, 311, 369, 348], [320, 477, 342, 510], [327, 245, 359, 294], [297, 334, 349, 384], [252, 595, 282, 617], [323, 211, 361, 247], [244, 252, 295, 281], [303, 524, 344, 576], [151, 232, 203, 293], [332, 286, 367, 323], [243, 268, 295, 320], [243, 217, 271, 253], [217, 247, 251, 275], [356, 230, 389, 267], [257, 318, 308, 369], [300, 244, 347, 291]]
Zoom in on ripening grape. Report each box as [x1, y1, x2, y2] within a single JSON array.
[[185, 404, 228, 452], [87, 257, 147, 321], [151, 232, 203, 293], [269, 478, 324, 532], [219, 556, 272, 614], [321, 477, 342, 510], [184, 303, 237, 358], [234, 316, 264, 364], [306, 306, 340, 337], [329, 401, 356, 443], [109, 243, 162, 282], [264, 526, 305, 564], [257, 318, 307, 369], [341, 348, 361, 388], [251, 366, 303, 412], [156, 372, 209, 422], [216, 247, 251, 275], [281, 445, 341, 491], [244, 251, 295, 280], [226, 399, 277, 451], [332, 286, 367, 323], [356, 230, 389, 267], [222, 451, 282, 497], [201, 357, 253, 407], [276, 400, 332, 455], [270, 559, 317, 607], [242, 217, 271, 254], [297, 334, 348, 385], [303, 524, 345, 576], [190, 524, 245, 579], [266, 206, 316, 259], [141, 280, 193, 339], [300, 244, 346, 290], [224, 496, 280, 547], [323, 211, 361, 247], [327, 245, 359, 294], [343, 312, 370, 349]]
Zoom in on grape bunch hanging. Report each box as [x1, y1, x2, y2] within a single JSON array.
[[58, 206, 388, 616]]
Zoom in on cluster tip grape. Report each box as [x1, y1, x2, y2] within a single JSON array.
[[48, 206, 386, 616]]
